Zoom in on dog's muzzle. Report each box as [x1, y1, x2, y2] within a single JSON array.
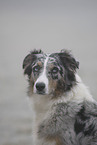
[[35, 82, 46, 94]]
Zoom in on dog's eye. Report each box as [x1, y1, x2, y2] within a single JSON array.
[[52, 67, 59, 74], [33, 66, 40, 72]]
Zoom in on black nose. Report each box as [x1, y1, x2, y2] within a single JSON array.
[[36, 82, 45, 92]]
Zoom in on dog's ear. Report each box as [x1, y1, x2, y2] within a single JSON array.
[[22, 53, 36, 76], [58, 50, 79, 90], [22, 49, 43, 77], [58, 50, 79, 72]]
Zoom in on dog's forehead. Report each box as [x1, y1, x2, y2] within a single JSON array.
[[47, 53, 60, 65], [48, 56, 56, 62], [36, 53, 46, 59], [35, 53, 60, 67], [35, 53, 47, 63]]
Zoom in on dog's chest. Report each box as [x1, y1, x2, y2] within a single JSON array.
[[30, 94, 52, 123], [30, 95, 56, 145]]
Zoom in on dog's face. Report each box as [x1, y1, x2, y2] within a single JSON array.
[[23, 50, 79, 98]]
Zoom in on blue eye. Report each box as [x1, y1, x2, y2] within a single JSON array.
[[33, 66, 40, 72], [52, 67, 59, 74]]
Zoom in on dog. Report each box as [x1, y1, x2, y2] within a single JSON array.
[[22, 49, 97, 145]]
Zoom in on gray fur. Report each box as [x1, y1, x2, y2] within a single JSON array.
[[38, 101, 97, 145]]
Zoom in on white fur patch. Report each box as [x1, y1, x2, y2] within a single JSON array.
[[34, 56, 49, 94]]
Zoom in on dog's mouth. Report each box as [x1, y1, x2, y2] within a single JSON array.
[[37, 91, 46, 95]]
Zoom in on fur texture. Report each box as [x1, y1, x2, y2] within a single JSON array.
[[23, 49, 97, 145]]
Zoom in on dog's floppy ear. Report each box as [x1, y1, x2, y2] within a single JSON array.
[[58, 49, 79, 72], [58, 49, 79, 90], [22, 49, 43, 77]]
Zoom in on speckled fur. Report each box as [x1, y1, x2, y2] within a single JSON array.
[[23, 49, 97, 145]]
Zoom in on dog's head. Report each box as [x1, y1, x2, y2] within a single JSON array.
[[23, 49, 79, 98]]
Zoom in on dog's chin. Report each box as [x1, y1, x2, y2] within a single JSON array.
[[35, 91, 47, 95]]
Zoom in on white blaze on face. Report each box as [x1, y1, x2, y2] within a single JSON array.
[[34, 56, 49, 94]]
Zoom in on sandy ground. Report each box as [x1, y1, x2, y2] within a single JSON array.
[[0, 1, 97, 145]]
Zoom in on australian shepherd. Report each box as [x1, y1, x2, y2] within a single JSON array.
[[22, 49, 97, 145]]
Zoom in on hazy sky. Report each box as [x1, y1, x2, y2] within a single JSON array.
[[0, 0, 97, 51], [0, 0, 97, 14]]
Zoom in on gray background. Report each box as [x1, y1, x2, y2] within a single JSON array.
[[0, 0, 97, 145]]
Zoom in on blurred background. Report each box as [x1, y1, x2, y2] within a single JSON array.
[[0, 0, 97, 145]]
